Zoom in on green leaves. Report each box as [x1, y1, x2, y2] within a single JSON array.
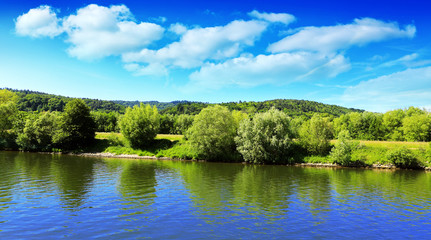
[[58, 99, 96, 150], [187, 105, 237, 161], [119, 103, 160, 149], [235, 108, 292, 164]]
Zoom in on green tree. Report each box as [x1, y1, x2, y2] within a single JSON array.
[[403, 113, 431, 141], [91, 111, 119, 132], [16, 112, 60, 151], [159, 114, 175, 134], [231, 110, 248, 129], [119, 103, 160, 148], [174, 114, 194, 134], [235, 108, 293, 164], [0, 89, 18, 133], [383, 109, 405, 141], [187, 105, 236, 161], [330, 130, 357, 166], [299, 114, 332, 155], [0, 90, 19, 149], [56, 99, 96, 149], [48, 97, 65, 111]]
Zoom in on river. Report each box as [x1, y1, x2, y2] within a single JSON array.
[[0, 151, 430, 239]]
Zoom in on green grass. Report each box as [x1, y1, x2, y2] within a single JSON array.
[[330, 139, 428, 149], [95, 132, 195, 159], [155, 134, 184, 142], [93, 132, 430, 168], [302, 155, 333, 164]]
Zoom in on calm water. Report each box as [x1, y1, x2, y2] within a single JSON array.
[[0, 152, 430, 239]]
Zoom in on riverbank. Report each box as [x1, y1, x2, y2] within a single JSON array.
[[70, 150, 431, 171]]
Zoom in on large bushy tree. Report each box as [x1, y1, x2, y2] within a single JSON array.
[[403, 114, 431, 142], [187, 105, 236, 161], [0, 90, 19, 149], [299, 114, 332, 155], [235, 108, 293, 164], [0, 89, 18, 133], [119, 103, 160, 148], [17, 112, 60, 151], [56, 99, 96, 149]]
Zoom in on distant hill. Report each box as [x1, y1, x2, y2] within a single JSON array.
[[4, 88, 363, 117], [112, 100, 191, 111], [160, 99, 363, 118]]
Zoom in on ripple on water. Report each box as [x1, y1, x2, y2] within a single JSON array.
[[0, 153, 431, 239]]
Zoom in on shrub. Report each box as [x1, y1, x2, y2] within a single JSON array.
[[17, 112, 60, 151], [299, 114, 332, 155], [119, 103, 160, 149], [187, 105, 236, 161], [386, 147, 420, 169], [235, 107, 293, 164], [330, 130, 358, 166]]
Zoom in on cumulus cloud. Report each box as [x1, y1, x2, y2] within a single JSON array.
[[15, 5, 63, 38], [187, 52, 350, 89], [123, 20, 268, 69], [340, 66, 431, 112], [268, 18, 416, 53], [248, 10, 295, 24], [15, 5, 420, 97], [63, 4, 164, 60], [168, 23, 188, 35]]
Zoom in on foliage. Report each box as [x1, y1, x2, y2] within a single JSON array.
[[383, 109, 405, 141], [330, 130, 359, 166], [56, 99, 96, 150], [159, 114, 175, 134], [235, 108, 293, 164], [7, 88, 124, 112], [16, 112, 60, 151], [290, 116, 306, 139], [402, 114, 431, 142], [114, 100, 189, 111], [119, 103, 160, 148], [91, 111, 120, 132], [231, 110, 249, 128], [299, 114, 333, 155], [386, 147, 420, 169], [174, 114, 194, 134], [0, 89, 18, 135], [187, 105, 237, 161], [161, 99, 363, 118]]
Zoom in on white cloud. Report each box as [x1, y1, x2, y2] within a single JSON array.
[[169, 23, 188, 35], [340, 66, 431, 112], [63, 4, 164, 60], [378, 53, 419, 68], [187, 52, 350, 90], [123, 20, 268, 69], [124, 63, 168, 77], [268, 18, 416, 53], [248, 10, 295, 25], [15, 5, 63, 38]]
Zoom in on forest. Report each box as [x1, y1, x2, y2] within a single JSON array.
[[1, 89, 430, 169]]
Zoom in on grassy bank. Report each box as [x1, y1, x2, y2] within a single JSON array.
[[94, 132, 197, 160], [94, 132, 431, 169]]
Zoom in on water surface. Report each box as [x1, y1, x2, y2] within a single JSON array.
[[0, 152, 430, 239]]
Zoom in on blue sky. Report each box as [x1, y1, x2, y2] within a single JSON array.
[[1, 0, 430, 112]]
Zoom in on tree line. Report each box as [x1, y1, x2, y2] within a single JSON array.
[[1, 89, 430, 168], [5, 88, 363, 118]]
